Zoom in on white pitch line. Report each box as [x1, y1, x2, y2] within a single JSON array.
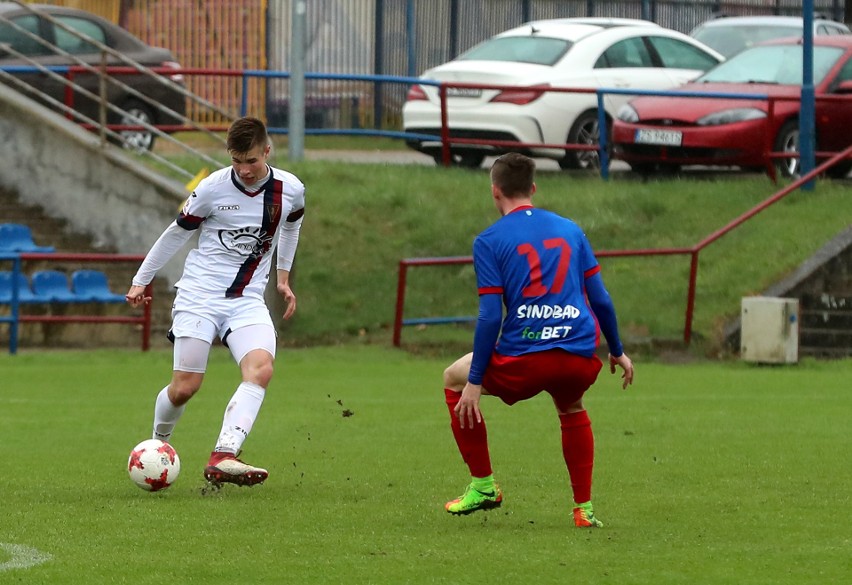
[[0, 543, 52, 571]]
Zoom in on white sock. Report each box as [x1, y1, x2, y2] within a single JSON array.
[[214, 382, 265, 454], [152, 386, 186, 442]]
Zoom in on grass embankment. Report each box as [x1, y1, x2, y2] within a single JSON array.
[[141, 138, 850, 356]]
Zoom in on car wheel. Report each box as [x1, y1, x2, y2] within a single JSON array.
[[431, 152, 485, 169], [825, 162, 852, 179], [628, 162, 658, 175], [773, 120, 799, 178], [560, 110, 609, 171], [116, 100, 157, 152], [628, 162, 680, 175]]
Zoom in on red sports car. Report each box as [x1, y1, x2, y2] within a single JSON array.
[[612, 36, 852, 178]]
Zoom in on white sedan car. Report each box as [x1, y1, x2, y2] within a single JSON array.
[[402, 19, 724, 169]]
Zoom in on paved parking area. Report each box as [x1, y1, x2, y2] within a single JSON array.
[[303, 149, 632, 173], [301, 149, 851, 180]]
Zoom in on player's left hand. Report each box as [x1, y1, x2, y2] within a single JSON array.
[[609, 353, 634, 389], [455, 382, 483, 429], [277, 282, 297, 319]]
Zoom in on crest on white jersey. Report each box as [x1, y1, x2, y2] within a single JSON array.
[[217, 227, 271, 256]]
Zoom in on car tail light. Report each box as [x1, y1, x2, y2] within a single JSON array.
[[160, 61, 184, 84], [490, 84, 549, 105], [406, 84, 428, 101]]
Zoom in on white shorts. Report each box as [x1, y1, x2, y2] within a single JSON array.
[[172, 324, 276, 372], [169, 294, 277, 372], [171, 293, 274, 343]]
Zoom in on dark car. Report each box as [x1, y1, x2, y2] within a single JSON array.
[[690, 14, 850, 59], [0, 3, 186, 150], [612, 36, 852, 178]]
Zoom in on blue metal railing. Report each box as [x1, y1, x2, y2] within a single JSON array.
[[0, 254, 24, 354]]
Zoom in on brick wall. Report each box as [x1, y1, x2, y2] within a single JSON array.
[[122, 0, 267, 124]]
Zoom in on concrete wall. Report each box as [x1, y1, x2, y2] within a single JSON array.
[[0, 82, 190, 285], [725, 226, 852, 357]]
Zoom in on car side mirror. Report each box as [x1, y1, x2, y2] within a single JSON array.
[[835, 80, 852, 95]]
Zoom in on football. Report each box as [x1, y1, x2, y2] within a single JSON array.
[[127, 439, 181, 492]]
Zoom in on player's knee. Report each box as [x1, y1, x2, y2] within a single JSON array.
[[552, 392, 585, 415], [253, 361, 274, 387], [236, 344, 275, 382], [443, 353, 472, 390], [169, 380, 201, 405], [442, 365, 457, 388], [443, 367, 467, 393], [242, 356, 273, 387]]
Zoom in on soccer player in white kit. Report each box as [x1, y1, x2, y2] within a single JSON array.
[[126, 117, 305, 486]]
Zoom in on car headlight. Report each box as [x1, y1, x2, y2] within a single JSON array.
[[697, 108, 766, 126], [616, 105, 638, 123]]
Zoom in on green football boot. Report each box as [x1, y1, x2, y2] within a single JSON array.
[[573, 501, 603, 528], [445, 483, 503, 515]]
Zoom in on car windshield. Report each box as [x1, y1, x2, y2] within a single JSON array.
[[456, 36, 571, 66], [698, 45, 844, 85], [693, 24, 802, 57]]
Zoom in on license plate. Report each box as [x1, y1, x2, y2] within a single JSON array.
[[446, 87, 482, 98], [635, 129, 682, 146]]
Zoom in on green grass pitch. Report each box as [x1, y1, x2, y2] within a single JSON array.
[[1, 346, 850, 584]]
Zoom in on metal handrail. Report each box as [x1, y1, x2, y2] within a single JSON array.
[[0, 2, 229, 172], [8, 0, 232, 122]]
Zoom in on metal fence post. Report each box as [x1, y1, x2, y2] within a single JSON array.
[[289, 0, 306, 162], [374, 0, 385, 129]]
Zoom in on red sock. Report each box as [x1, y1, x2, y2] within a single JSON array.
[[559, 410, 594, 504], [445, 388, 492, 477]]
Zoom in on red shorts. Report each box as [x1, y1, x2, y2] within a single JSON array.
[[482, 349, 603, 411]]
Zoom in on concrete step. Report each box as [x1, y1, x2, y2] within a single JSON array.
[[800, 308, 852, 329]]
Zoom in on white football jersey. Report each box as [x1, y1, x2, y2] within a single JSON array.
[[175, 165, 305, 300]]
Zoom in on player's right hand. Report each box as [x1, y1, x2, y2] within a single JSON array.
[[455, 382, 483, 429], [125, 284, 151, 308]]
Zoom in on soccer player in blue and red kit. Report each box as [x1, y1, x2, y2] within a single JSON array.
[[442, 152, 634, 527]]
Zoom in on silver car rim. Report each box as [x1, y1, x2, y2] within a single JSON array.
[[120, 107, 154, 152], [779, 127, 800, 177], [576, 118, 601, 170]]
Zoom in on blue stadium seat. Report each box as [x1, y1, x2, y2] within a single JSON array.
[[30, 270, 80, 303], [0, 223, 55, 253], [71, 270, 126, 303], [0, 271, 40, 304]]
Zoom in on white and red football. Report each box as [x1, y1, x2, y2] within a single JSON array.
[[127, 439, 181, 492]]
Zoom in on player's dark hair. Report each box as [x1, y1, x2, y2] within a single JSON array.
[[227, 117, 269, 154], [491, 153, 535, 197]]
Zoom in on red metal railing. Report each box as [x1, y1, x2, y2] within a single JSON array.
[[392, 143, 852, 348]]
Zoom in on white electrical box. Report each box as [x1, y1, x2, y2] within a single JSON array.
[[740, 297, 799, 364]]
